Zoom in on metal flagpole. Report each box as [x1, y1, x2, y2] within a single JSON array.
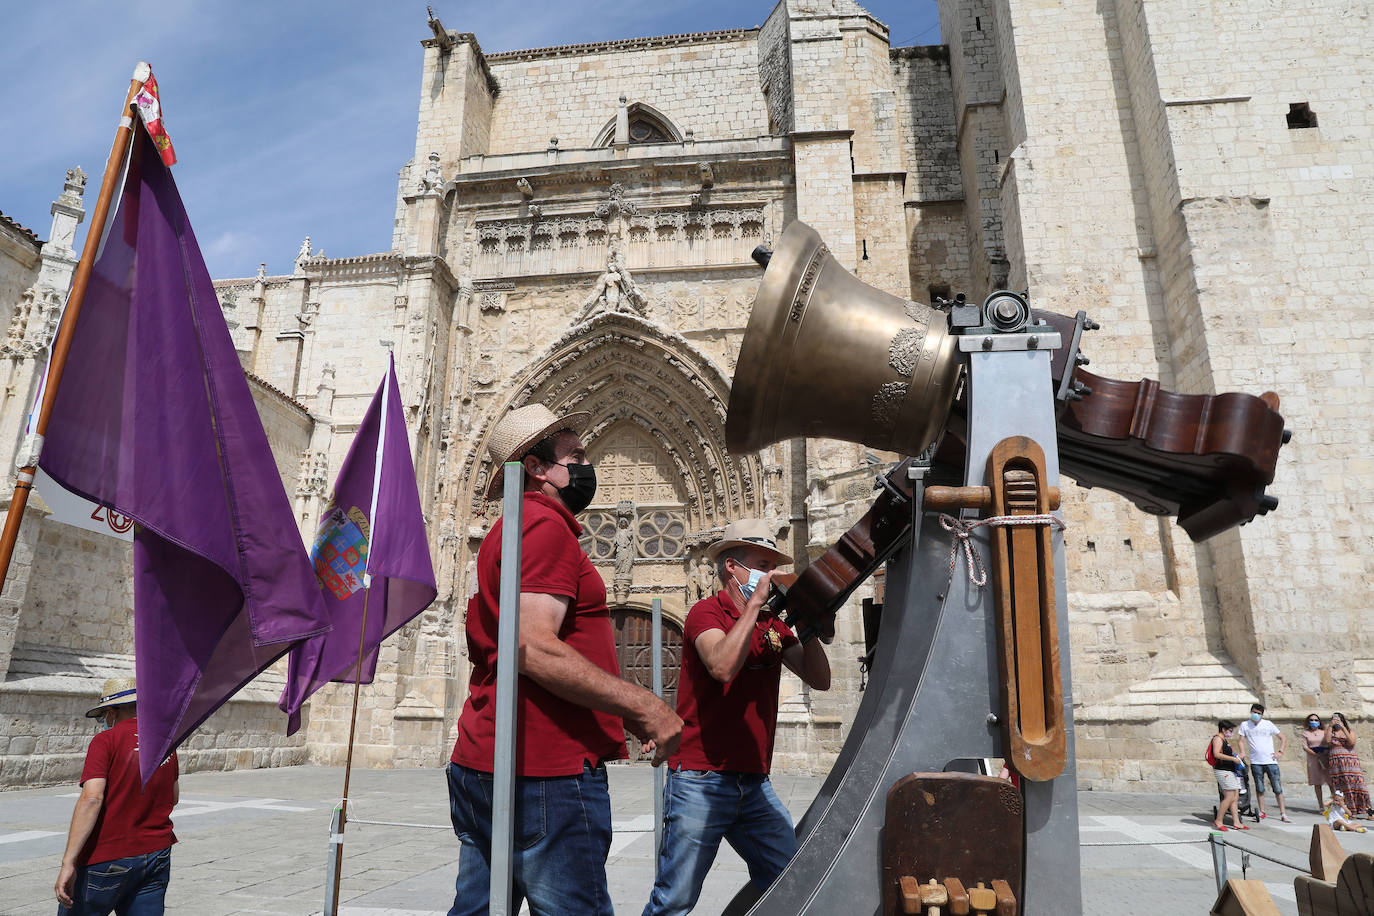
[[0, 63, 148, 589], [324, 361, 392, 916], [652, 597, 665, 867], [491, 461, 524, 915]]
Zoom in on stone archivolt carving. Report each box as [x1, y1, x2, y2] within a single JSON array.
[[459, 314, 758, 530], [3, 286, 64, 358]]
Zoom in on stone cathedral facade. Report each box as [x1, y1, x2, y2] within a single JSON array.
[[0, 0, 1369, 793]]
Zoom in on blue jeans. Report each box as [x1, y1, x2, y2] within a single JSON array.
[[57, 847, 171, 916], [1252, 762, 1283, 795], [642, 769, 797, 916], [447, 761, 614, 916]]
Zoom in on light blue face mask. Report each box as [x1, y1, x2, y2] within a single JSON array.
[[735, 565, 766, 602]]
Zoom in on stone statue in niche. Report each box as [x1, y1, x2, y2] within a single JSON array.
[[612, 500, 637, 605], [577, 249, 647, 322], [695, 555, 717, 603]]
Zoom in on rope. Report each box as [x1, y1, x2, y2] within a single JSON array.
[[1217, 839, 1309, 874], [348, 816, 451, 830], [939, 513, 1066, 587]]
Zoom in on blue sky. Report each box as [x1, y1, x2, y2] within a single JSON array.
[[1, 1, 940, 280]]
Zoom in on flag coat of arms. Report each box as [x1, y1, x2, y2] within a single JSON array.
[[38, 125, 331, 781], [279, 356, 437, 735]]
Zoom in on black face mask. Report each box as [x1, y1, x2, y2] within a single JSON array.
[[555, 462, 597, 514]]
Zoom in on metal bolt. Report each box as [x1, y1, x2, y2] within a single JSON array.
[[986, 713, 1000, 726], [994, 299, 1019, 322], [1028, 335, 1039, 348], [1076, 354, 1090, 366], [982, 336, 994, 350]]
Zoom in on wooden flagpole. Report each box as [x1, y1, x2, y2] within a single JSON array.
[[325, 357, 392, 914], [327, 584, 373, 912], [0, 63, 149, 588]]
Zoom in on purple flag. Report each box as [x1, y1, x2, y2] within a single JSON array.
[[278, 355, 437, 735], [38, 127, 331, 781]]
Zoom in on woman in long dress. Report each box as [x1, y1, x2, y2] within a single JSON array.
[[1325, 712, 1371, 817], [1302, 713, 1329, 808]]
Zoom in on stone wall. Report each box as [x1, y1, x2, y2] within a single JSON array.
[[484, 33, 770, 154], [936, 0, 1374, 792], [0, 220, 41, 338]]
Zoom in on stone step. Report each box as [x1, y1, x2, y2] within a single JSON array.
[[1, 641, 286, 702], [1113, 654, 1258, 709]]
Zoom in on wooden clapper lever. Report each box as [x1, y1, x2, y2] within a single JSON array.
[[926, 435, 1068, 782]]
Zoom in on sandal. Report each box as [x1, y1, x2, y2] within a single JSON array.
[[1212, 822, 1228, 831], [1234, 824, 1250, 830]]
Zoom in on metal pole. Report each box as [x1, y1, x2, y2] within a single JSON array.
[[651, 597, 665, 865], [0, 64, 146, 588], [490, 462, 524, 916], [1209, 831, 1228, 896], [322, 806, 343, 916]]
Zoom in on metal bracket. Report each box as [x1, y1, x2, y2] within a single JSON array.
[[1054, 310, 1100, 403], [957, 330, 1062, 353]]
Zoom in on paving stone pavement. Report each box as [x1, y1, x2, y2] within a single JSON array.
[[0, 764, 1369, 914]]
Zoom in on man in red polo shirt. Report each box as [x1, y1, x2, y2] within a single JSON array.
[[448, 403, 682, 916], [642, 519, 830, 916], [55, 677, 178, 915]]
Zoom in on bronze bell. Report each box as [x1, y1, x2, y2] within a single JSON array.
[[727, 221, 962, 456]]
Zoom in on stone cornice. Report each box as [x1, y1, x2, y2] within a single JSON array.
[[402, 254, 458, 294], [0, 212, 42, 253], [789, 129, 855, 142], [484, 28, 758, 64], [448, 142, 791, 192], [246, 371, 310, 417]]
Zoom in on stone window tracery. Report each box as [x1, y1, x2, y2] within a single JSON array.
[[628, 116, 672, 144], [637, 509, 686, 558], [580, 511, 617, 560]]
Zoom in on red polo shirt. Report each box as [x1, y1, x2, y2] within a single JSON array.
[[670, 589, 799, 774], [452, 491, 628, 776], [77, 718, 178, 866]]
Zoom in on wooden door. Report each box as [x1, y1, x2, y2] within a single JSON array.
[[611, 607, 683, 761]]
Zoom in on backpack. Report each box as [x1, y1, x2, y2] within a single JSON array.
[[1205, 738, 1218, 767]]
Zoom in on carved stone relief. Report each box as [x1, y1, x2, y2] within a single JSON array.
[[2, 286, 63, 358], [473, 203, 766, 278]]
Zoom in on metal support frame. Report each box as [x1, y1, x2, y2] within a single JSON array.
[[490, 462, 524, 916], [737, 334, 1081, 914]]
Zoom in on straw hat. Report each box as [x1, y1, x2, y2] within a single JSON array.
[[483, 404, 591, 499], [86, 677, 137, 718], [705, 518, 793, 566]]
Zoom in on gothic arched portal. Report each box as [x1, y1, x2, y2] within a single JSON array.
[[463, 312, 762, 536]]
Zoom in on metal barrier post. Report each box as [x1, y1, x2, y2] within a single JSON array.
[[652, 597, 665, 867], [1209, 832, 1228, 896], [490, 463, 524, 916], [323, 806, 342, 916]]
